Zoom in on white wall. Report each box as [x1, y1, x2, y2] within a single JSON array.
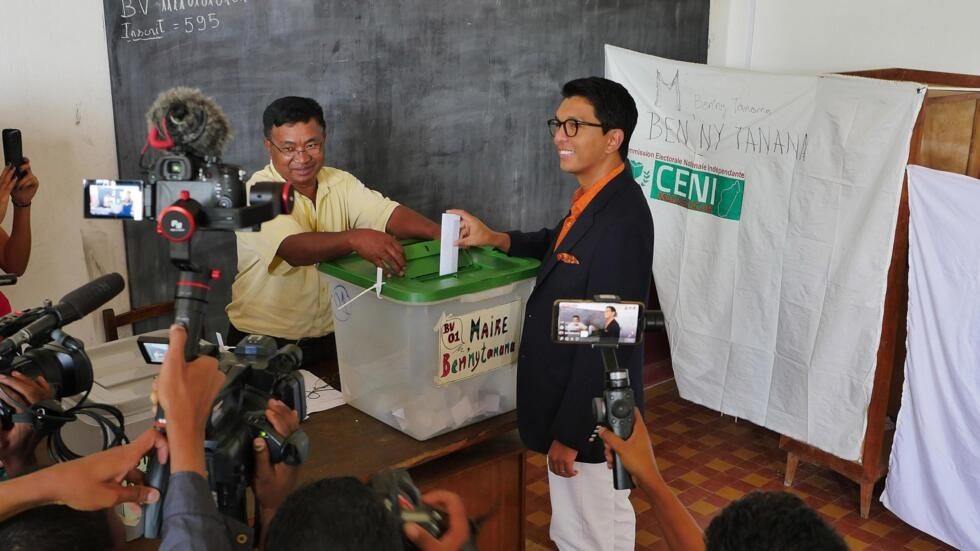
[[0, 0, 129, 345], [709, 0, 980, 76]]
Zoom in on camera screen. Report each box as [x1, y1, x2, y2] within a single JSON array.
[[137, 336, 169, 364], [552, 300, 644, 345], [83, 179, 145, 221]]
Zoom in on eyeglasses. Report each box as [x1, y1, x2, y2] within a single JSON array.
[[547, 118, 605, 137], [268, 140, 323, 159]]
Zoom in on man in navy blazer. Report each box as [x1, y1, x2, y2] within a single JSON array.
[[452, 77, 653, 551]]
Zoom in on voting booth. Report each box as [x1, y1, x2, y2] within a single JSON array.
[[321, 241, 538, 440]]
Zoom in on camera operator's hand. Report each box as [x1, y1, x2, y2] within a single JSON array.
[[447, 209, 511, 252], [0, 428, 167, 522], [598, 408, 707, 551], [253, 399, 300, 518], [10, 159, 39, 208], [547, 439, 579, 478], [346, 228, 406, 277], [156, 324, 225, 476], [0, 372, 53, 476], [403, 490, 472, 551], [597, 407, 658, 486]]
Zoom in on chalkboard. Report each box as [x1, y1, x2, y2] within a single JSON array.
[[102, 0, 709, 336]]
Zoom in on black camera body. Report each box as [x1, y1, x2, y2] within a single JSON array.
[[371, 469, 477, 551], [83, 153, 290, 232], [149, 153, 245, 210], [144, 335, 310, 532], [0, 274, 128, 449], [0, 307, 93, 432]]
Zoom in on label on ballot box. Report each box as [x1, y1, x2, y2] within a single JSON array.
[[437, 300, 522, 385]]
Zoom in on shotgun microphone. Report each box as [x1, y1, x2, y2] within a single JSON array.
[[0, 273, 125, 355]]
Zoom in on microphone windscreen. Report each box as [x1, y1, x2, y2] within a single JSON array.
[[145, 86, 232, 158], [57, 273, 126, 324]]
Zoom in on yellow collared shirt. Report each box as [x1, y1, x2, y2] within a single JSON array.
[[226, 163, 399, 339]]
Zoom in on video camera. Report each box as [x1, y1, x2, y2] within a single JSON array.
[[551, 296, 666, 490], [139, 334, 311, 535], [209, 335, 309, 521], [0, 274, 127, 458], [371, 469, 478, 551]]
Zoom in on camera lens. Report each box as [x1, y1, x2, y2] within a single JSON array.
[[268, 344, 303, 371], [9, 344, 93, 399]]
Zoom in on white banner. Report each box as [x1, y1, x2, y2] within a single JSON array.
[[606, 45, 924, 460], [881, 166, 980, 550]]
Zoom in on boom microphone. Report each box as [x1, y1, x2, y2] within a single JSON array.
[[145, 87, 232, 158], [0, 273, 125, 355]]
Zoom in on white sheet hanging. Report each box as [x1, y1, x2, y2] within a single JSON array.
[[605, 46, 924, 460], [881, 165, 980, 550]]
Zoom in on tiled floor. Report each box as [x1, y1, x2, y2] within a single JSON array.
[[524, 379, 955, 551]]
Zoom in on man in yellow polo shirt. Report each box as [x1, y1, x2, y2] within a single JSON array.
[[226, 96, 439, 378]]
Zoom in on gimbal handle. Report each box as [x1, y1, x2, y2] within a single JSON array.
[[595, 344, 634, 490], [144, 221, 215, 539]]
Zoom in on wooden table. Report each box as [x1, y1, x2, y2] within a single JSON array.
[[125, 406, 526, 550]]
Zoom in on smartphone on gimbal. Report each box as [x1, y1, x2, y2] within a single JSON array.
[[551, 299, 645, 345]]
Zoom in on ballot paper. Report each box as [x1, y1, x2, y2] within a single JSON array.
[[300, 369, 345, 418], [439, 212, 461, 276]]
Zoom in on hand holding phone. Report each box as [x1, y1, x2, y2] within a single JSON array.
[[9, 160, 38, 208]]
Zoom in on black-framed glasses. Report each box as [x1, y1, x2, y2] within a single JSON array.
[[547, 118, 605, 137], [268, 140, 323, 159]]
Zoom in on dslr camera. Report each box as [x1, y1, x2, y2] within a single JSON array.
[[82, 153, 290, 232], [83, 87, 291, 231]]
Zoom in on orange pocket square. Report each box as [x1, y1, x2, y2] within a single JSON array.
[[556, 252, 580, 265]]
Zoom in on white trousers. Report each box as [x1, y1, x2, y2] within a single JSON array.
[[548, 461, 636, 551]]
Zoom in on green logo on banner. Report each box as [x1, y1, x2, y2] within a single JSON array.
[[646, 160, 744, 221], [630, 159, 652, 188]]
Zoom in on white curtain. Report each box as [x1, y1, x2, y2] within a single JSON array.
[[606, 46, 924, 460], [881, 165, 980, 550]]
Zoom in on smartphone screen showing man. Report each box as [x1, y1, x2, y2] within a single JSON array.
[[137, 336, 169, 364], [552, 300, 644, 345]]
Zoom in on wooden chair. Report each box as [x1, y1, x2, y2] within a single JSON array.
[[101, 302, 175, 342]]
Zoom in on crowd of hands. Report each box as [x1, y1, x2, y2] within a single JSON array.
[[0, 325, 474, 550], [0, 324, 681, 551]]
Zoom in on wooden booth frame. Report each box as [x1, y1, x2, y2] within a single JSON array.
[[780, 68, 980, 519]]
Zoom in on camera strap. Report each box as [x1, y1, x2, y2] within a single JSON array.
[[10, 400, 74, 434]]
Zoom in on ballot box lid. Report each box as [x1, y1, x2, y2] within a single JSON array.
[[320, 240, 540, 303]]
